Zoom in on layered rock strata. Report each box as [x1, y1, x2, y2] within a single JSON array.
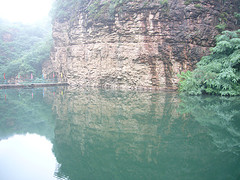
[[43, 0, 239, 89]]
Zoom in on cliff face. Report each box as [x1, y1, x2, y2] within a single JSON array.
[[43, 0, 239, 89]]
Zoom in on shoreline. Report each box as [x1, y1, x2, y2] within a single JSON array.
[[0, 82, 69, 89], [0, 82, 178, 93]]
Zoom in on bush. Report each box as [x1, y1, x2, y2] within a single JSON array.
[[51, 0, 89, 22], [215, 23, 226, 32], [178, 29, 240, 96]]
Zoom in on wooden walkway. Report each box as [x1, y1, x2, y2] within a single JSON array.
[[0, 82, 69, 89]]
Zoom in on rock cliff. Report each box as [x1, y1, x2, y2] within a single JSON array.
[[43, 0, 240, 89]]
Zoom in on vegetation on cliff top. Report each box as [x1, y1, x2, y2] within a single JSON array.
[[51, 0, 170, 22], [178, 29, 240, 96], [52, 0, 240, 23]]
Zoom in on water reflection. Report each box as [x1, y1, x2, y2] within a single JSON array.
[[0, 88, 56, 140], [0, 134, 57, 180], [0, 87, 239, 180], [50, 87, 240, 180], [178, 95, 240, 155]]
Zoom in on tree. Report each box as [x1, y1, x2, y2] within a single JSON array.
[[0, 19, 52, 83], [178, 30, 240, 96]]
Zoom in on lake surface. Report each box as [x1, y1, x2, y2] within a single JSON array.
[[0, 87, 239, 180]]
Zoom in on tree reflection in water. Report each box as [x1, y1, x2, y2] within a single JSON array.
[[178, 95, 240, 155]]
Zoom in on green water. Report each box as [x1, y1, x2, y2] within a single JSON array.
[[0, 87, 239, 180]]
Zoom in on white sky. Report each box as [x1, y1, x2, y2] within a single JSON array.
[[0, 0, 54, 24]]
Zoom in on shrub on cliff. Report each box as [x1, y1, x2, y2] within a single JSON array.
[[178, 29, 240, 96], [51, 0, 90, 22], [52, 0, 131, 22]]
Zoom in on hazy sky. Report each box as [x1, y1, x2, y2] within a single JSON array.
[[0, 0, 54, 24]]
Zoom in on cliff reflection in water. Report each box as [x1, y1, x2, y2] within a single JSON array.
[[50, 87, 240, 180]]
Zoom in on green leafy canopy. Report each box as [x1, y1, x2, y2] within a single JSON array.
[[0, 19, 52, 82], [178, 29, 240, 96]]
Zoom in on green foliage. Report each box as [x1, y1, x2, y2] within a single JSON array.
[[51, 0, 89, 22], [52, 0, 133, 22], [86, 0, 131, 21], [0, 19, 52, 83], [87, 0, 104, 20], [184, 0, 192, 5], [194, 3, 202, 8], [215, 23, 226, 32], [159, 0, 168, 6], [52, 0, 119, 22], [234, 12, 240, 25], [178, 29, 240, 96], [159, 0, 169, 13], [184, 0, 200, 6]]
